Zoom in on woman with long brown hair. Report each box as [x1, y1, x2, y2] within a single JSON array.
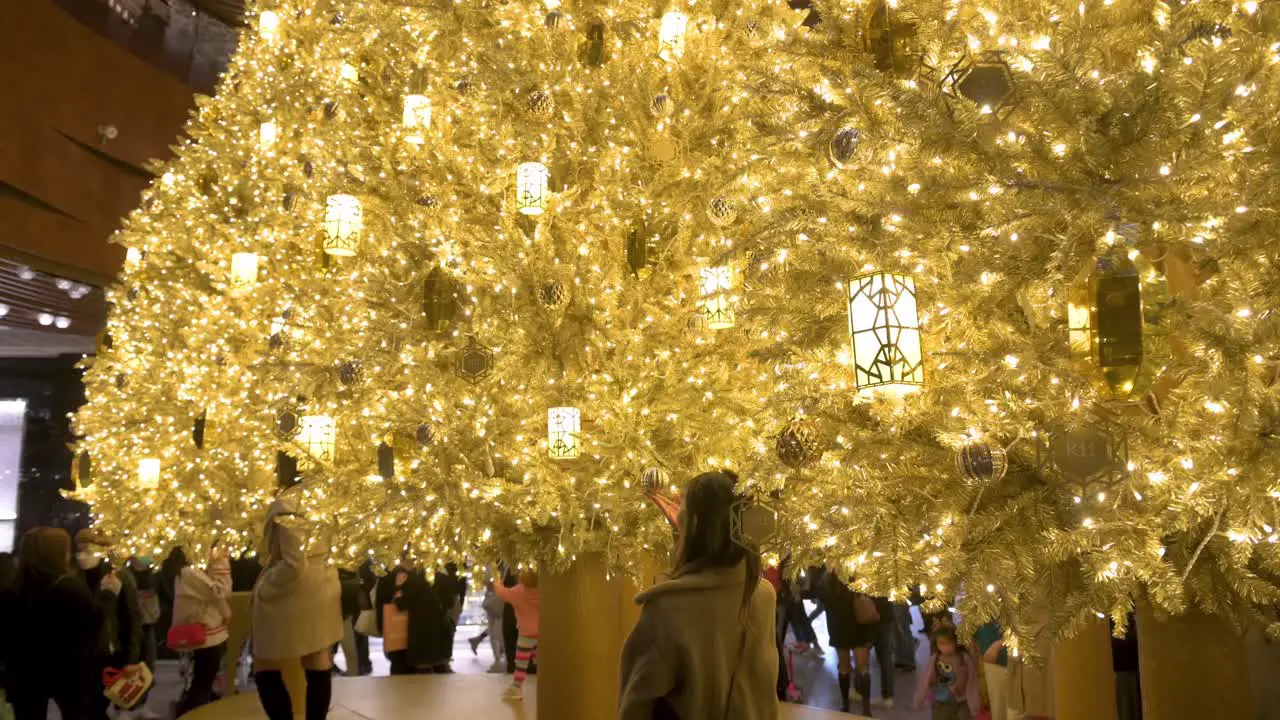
[[619, 470, 779, 720], [0, 527, 100, 720]]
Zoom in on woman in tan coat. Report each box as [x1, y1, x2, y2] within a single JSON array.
[[252, 472, 343, 720], [619, 470, 779, 720]]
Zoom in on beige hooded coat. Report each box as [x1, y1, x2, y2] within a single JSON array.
[[619, 562, 779, 720], [250, 489, 342, 660]]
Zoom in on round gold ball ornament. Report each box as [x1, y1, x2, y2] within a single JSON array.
[[956, 441, 1008, 483], [828, 128, 862, 169], [539, 281, 568, 309], [707, 197, 738, 227], [776, 418, 822, 468], [640, 467, 669, 492], [527, 90, 554, 118]]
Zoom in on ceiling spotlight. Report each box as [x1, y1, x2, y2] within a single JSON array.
[[55, 316, 72, 329], [37, 312, 54, 326], [16, 266, 35, 281], [55, 278, 73, 291]]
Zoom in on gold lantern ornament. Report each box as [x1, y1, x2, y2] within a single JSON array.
[[259, 121, 278, 150], [846, 271, 925, 395], [516, 162, 550, 215], [547, 407, 581, 460], [403, 94, 431, 145], [323, 194, 363, 256], [658, 11, 689, 60], [258, 10, 280, 42], [229, 252, 259, 293], [137, 457, 161, 489], [299, 414, 337, 464], [697, 262, 737, 330], [1068, 251, 1144, 399]]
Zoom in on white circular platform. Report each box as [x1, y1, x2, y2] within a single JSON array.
[[186, 674, 858, 719]]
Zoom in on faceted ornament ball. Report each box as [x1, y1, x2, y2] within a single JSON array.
[[650, 93, 674, 119], [527, 90, 554, 119], [416, 195, 440, 210], [539, 281, 568, 309], [707, 197, 738, 227], [828, 128, 862, 169], [640, 467, 669, 492], [776, 418, 822, 468], [956, 441, 1008, 483], [415, 423, 434, 446], [338, 360, 364, 386]]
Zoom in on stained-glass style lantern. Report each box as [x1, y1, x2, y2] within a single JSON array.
[[1068, 253, 1144, 399], [659, 12, 689, 60], [229, 252, 259, 293], [259, 10, 280, 42], [403, 94, 431, 145], [259, 121, 278, 149], [516, 162, 550, 215], [323, 194, 362, 256], [846, 272, 925, 395], [698, 263, 737, 330], [548, 407, 581, 460], [137, 458, 161, 489], [299, 415, 336, 464]]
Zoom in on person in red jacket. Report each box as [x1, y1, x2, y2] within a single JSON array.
[[494, 570, 540, 699]]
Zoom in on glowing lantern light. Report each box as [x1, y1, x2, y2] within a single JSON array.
[[299, 415, 336, 464], [338, 62, 359, 86], [229, 252, 259, 293], [846, 271, 925, 395], [659, 12, 689, 60], [403, 94, 431, 145], [323, 194, 362, 256], [548, 407, 581, 460], [698, 263, 737, 330], [516, 162, 550, 215], [137, 458, 161, 489], [125, 247, 142, 268], [259, 10, 280, 42], [259, 121, 278, 149]]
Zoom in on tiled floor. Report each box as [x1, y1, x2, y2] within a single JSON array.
[[118, 602, 935, 719]]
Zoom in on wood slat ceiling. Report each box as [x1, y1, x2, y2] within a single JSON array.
[[189, 0, 246, 26], [0, 258, 106, 357]]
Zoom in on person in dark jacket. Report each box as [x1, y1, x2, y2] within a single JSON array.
[[433, 562, 465, 662], [1, 527, 101, 720], [404, 570, 452, 673], [501, 565, 520, 673], [75, 530, 143, 720], [823, 572, 875, 716], [156, 547, 187, 659]]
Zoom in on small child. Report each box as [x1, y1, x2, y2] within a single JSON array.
[[494, 569, 540, 699], [914, 626, 981, 720]]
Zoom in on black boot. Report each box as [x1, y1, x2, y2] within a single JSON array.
[[305, 668, 333, 720], [838, 672, 851, 713], [856, 672, 872, 716], [254, 671, 292, 720]]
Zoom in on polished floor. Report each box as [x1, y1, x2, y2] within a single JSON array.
[[125, 602, 934, 720]]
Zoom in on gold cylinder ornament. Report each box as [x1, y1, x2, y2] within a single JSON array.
[[323, 194, 362, 256], [258, 10, 280, 41], [846, 271, 925, 395], [299, 415, 336, 464], [658, 12, 689, 60], [229, 252, 259, 292], [137, 457, 161, 489], [1068, 252, 1144, 399], [403, 94, 431, 145], [698, 263, 737, 330], [516, 162, 550, 215], [547, 407, 581, 460]]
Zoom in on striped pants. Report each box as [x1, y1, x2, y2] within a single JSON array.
[[514, 635, 539, 685]]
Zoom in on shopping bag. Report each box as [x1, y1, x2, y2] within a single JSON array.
[[102, 664, 154, 709]]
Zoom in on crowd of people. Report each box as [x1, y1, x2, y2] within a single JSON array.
[[0, 466, 1097, 720]]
